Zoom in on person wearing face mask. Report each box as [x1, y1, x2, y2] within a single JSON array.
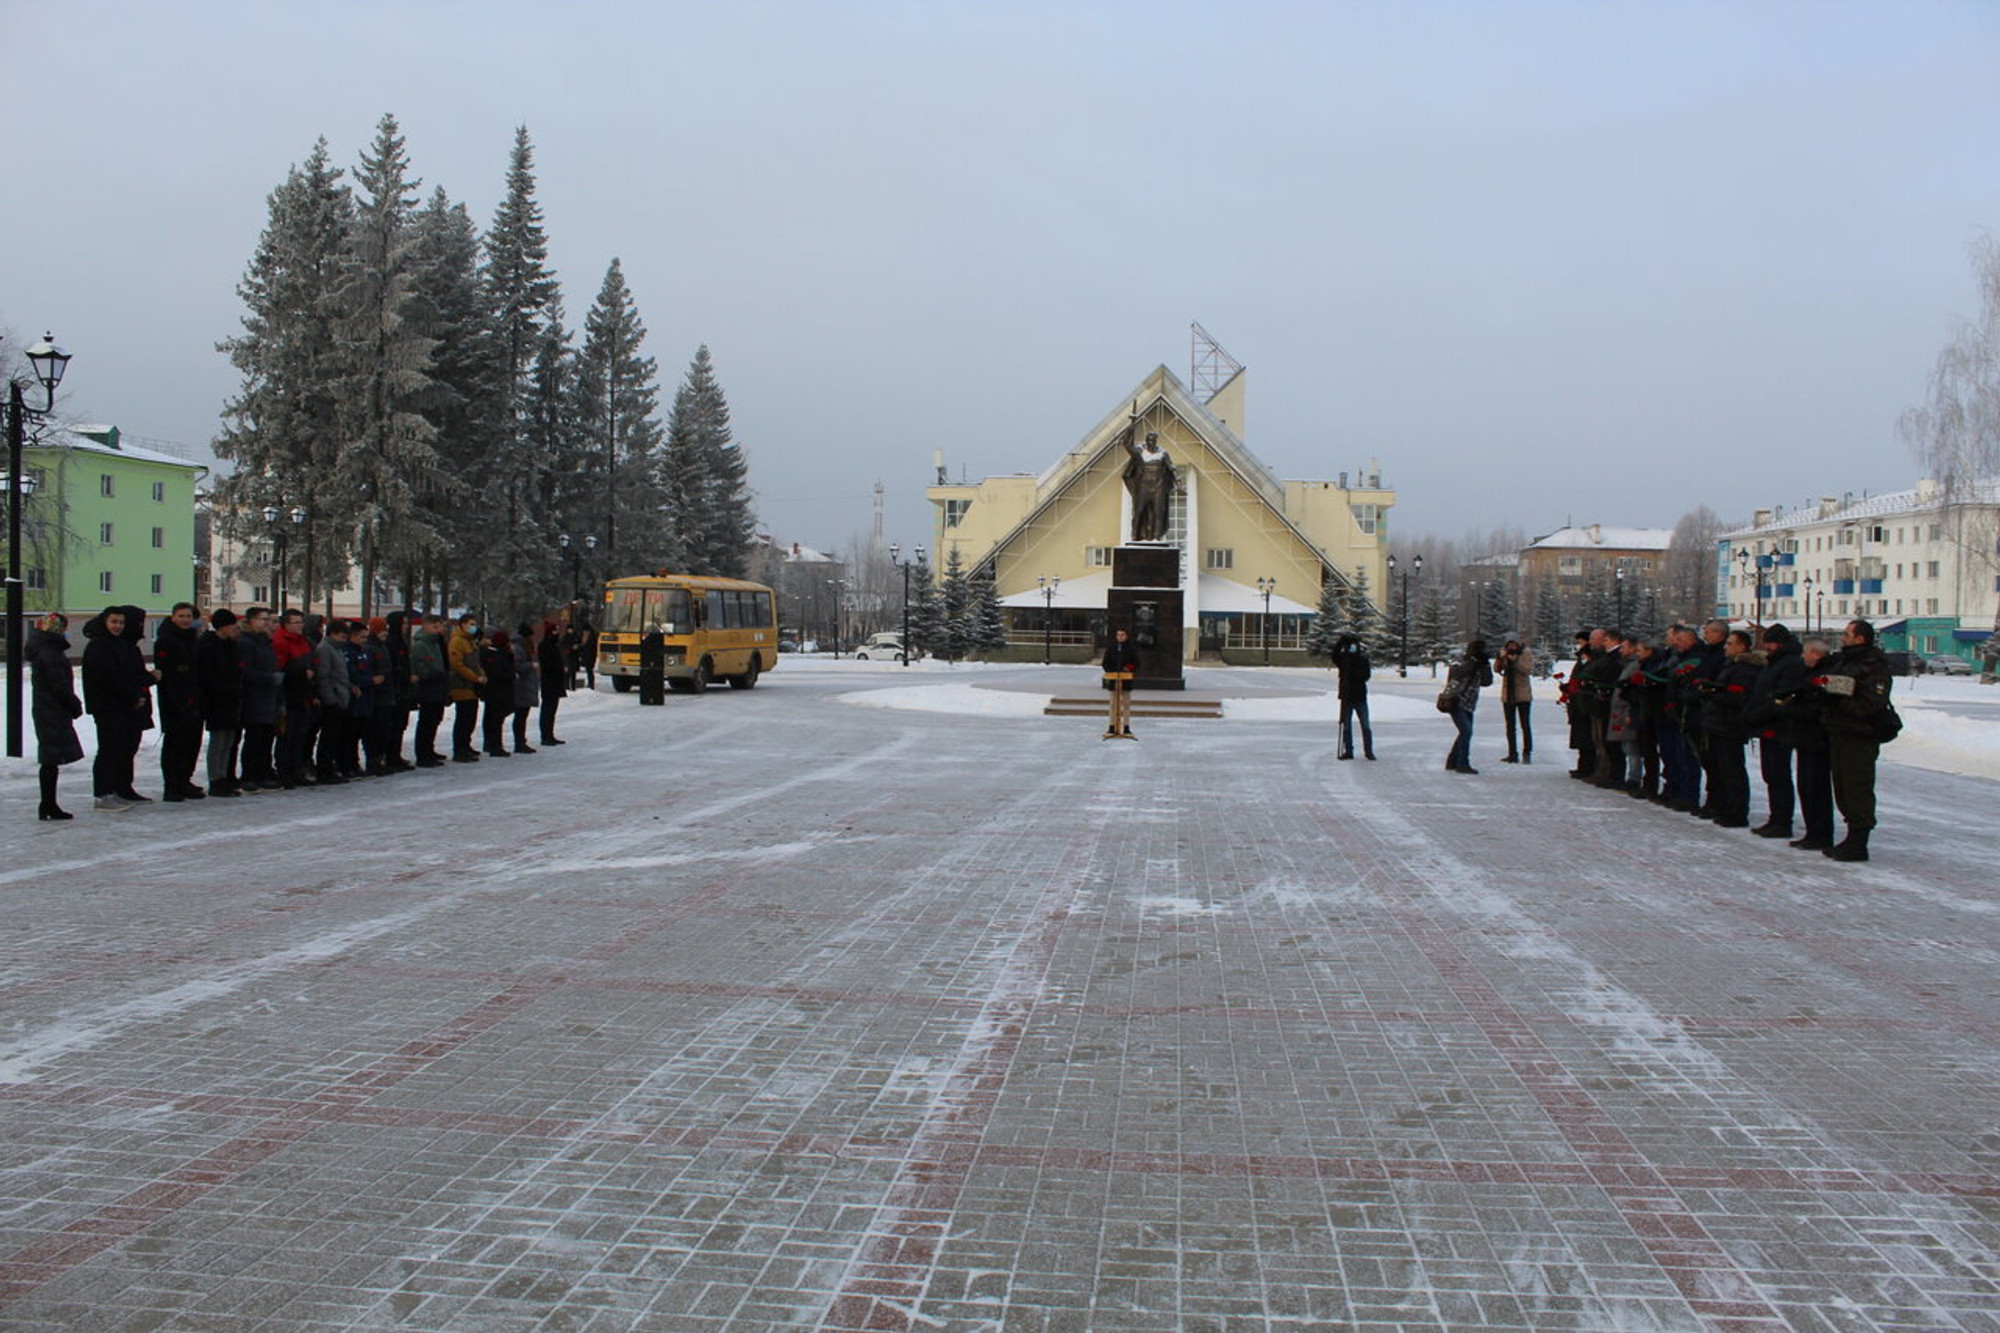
[[447, 614, 487, 762]]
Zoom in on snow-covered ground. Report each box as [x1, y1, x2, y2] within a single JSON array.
[[2, 655, 1995, 1329]]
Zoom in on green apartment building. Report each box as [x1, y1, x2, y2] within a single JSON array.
[[17, 425, 207, 621]]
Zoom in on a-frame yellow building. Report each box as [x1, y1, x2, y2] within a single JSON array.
[[928, 364, 1394, 662]]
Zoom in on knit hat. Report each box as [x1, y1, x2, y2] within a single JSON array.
[[491, 629, 510, 648], [368, 616, 389, 634], [210, 608, 239, 628]]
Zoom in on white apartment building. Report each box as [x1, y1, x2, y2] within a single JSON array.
[[1717, 478, 2000, 660]]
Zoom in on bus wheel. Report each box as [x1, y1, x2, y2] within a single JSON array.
[[730, 657, 760, 689], [688, 659, 710, 694], [611, 675, 634, 693]]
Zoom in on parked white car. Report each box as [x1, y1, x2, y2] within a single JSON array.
[[855, 632, 919, 662]]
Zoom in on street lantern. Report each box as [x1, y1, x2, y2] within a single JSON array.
[[1614, 562, 1626, 633], [8, 332, 73, 759], [1037, 574, 1061, 665], [891, 543, 924, 666], [1256, 576, 1277, 665]]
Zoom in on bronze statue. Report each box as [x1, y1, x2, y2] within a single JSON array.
[[1118, 407, 1175, 543]]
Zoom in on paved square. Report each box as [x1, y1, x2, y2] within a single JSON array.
[[3, 666, 1996, 1330]]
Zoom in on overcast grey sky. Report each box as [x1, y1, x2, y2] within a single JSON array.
[[9, 1, 2000, 552]]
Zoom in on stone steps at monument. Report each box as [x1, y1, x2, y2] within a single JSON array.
[[1042, 697, 1224, 719]]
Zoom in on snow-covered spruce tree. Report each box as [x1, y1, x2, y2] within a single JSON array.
[[520, 300, 588, 614], [407, 186, 493, 612], [969, 564, 1008, 659], [574, 259, 668, 572], [903, 555, 943, 657], [214, 138, 352, 611], [663, 346, 755, 577], [474, 125, 561, 616], [1532, 580, 1565, 653], [1347, 566, 1391, 660], [329, 114, 440, 616], [1477, 579, 1515, 644], [1304, 572, 1350, 659], [936, 545, 974, 661], [1414, 582, 1457, 671]]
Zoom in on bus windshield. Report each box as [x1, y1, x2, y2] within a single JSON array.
[[605, 586, 695, 635]]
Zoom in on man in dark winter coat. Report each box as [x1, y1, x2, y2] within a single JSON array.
[[81, 606, 155, 810], [537, 619, 569, 745], [234, 608, 284, 790], [1743, 623, 1805, 838], [1696, 630, 1760, 827], [480, 629, 517, 755], [1333, 635, 1374, 760], [1657, 625, 1705, 812], [196, 608, 245, 797], [381, 612, 416, 771], [29, 612, 85, 820], [1817, 619, 1895, 862], [410, 613, 450, 765], [154, 602, 206, 801], [1775, 635, 1836, 851], [273, 609, 317, 786]]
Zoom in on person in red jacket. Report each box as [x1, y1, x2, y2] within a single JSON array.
[[271, 609, 317, 787]]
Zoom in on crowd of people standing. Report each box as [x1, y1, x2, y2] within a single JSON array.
[[28, 604, 593, 821], [1552, 617, 1898, 862]]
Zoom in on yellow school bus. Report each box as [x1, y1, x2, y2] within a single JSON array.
[[596, 574, 779, 693]]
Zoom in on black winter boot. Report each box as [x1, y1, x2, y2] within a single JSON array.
[[1825, 828, 1872, 862]]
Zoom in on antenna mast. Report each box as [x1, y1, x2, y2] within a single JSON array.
[[1190, 321, 1243, 404]]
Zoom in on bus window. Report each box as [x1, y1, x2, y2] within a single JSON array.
[[707, 592, 724, 629], [662, 589, 690, 634], [606, 589, 645, 635], [642, 589, 667, 632], [754, 591, 773, 628]]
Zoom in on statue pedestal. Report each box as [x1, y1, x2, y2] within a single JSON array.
[[1109, 546, 1183, 692]]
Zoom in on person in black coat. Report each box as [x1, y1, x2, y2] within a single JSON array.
[[1696, 631, 1761, 827], [234, 608, 284, 790], [1101, 627, 1141, 738], [1332, 634, 1374, 760], [638, 628, 666, 706], [479, 629, 517, 756], [537, 619, 569, 744], [81, 605, 156, 808], [1774, 635, 1836, 851], [1743, 623, 1805, 838], [196, 608, 245, 796], [29, 612, 85, 820], [154, 602, 206, 801]]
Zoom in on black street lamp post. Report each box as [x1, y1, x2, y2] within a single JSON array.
[[1801, 574, 1815, 634], [826, 579, 847, 656], [1736, 547, 1764, 626], [7, 333, 73, 760], [559, 533, 600, 602], [1037, 575, 1060, 665], [890, 543, 924, 666], [1614, 562, 1627, 632], [1388, 552, 1422, 676], [1256, 576, 1276, 665], [262, 504, 304, 611]]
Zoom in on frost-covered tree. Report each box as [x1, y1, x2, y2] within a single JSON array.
[[474, 125, 562, 614], [1348, 566, 1391, 660], [407, 185, 492, 611], [575, 259, 667, 568], [968, 565, 1008, 658], [1901, 236, 2000, 671], [903, 555, 943, 656], [1532, 580, 1565, 653], [1304, 572, 1350, 659], [213, 138, 352, 611], [935, 545, 975, 661], [1662, 504, 1726, 625], [1476, 579, 1515, 644], [663, 345, 755, 577], [330, 114, 440, 615], [1413, 582, 1457, 672]]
